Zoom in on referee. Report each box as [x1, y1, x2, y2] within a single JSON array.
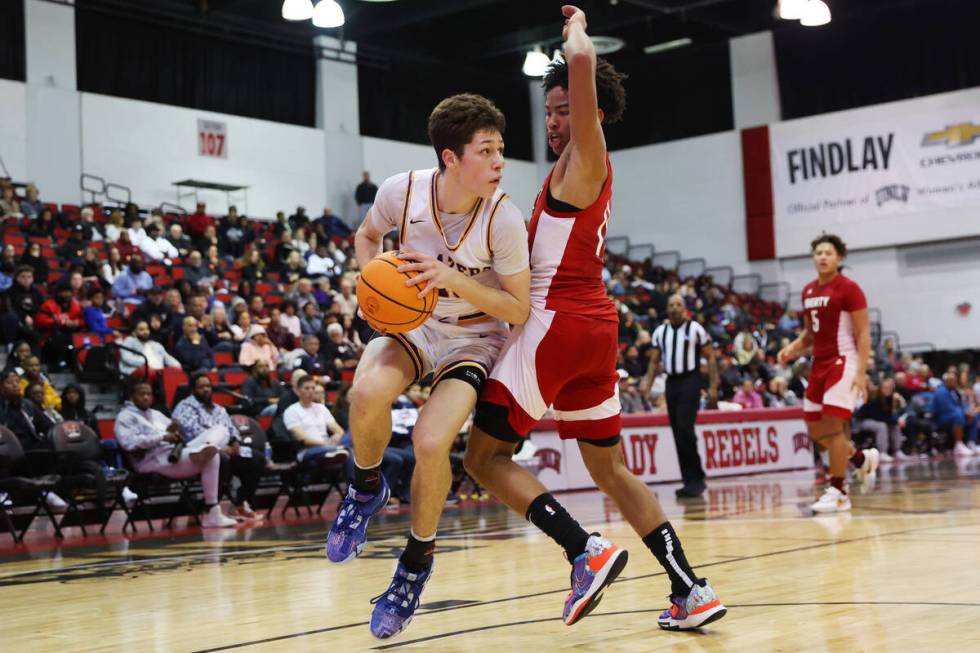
[[641, 294, 719, 499]]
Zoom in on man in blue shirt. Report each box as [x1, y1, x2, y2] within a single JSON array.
[[172, 371, 266, 520], [928, 372, 975, 457], [111, 257, 153, 305]]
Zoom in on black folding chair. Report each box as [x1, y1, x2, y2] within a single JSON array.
[[0, 425, 63, 542], [50, 421, 131, 536]]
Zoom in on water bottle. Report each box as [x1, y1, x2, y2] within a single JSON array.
[[265, 442, 273, 462]]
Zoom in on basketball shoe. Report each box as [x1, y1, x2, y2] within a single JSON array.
[[657, 581, 727, 630], [854, 448, 880, 489], [370, 561, 433, 639], [562, 534, 629, 625], [811, 486, 851, 513], [325, 475, 391, 563]]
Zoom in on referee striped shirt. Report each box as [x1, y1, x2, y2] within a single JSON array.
[[651, 320, 710, 376]]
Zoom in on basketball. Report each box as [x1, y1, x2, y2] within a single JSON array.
[[357, 251, 437, 333]]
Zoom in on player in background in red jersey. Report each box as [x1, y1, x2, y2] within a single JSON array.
[[464, 5, 726, 632], [779, 233, 879, 513]]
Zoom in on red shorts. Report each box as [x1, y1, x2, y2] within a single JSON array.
[[804, 354, 858, 421], [479, 308, 621, 441]]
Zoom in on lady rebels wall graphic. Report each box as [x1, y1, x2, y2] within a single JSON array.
[[528, 409, 813, 492]]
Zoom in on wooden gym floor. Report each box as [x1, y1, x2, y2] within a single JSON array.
[[2, 459, 980, 652]]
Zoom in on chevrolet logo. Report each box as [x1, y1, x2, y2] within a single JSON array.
[[922, 122, 980, 148]]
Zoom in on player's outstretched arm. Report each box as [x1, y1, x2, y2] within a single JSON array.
[[562, 5, 606, 175]]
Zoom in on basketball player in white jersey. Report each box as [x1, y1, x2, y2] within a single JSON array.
[[325, 94, 530, 640]]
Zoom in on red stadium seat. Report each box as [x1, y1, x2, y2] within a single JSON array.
[[162, 368, 188, 408], [214, 351, 235, 367], [97, 419, 115, 441], [222, 370, 248, 387], [257, 415, 273, 432]]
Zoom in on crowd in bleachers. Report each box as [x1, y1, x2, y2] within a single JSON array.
[[1, 177, 979, 538]]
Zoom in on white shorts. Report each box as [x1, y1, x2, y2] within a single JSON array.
[[385, 317, 509, 388]]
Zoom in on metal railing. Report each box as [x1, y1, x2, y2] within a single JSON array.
[[652, 250, 680, 270], [759, 282, 790, 306], [628, 243, 655, 263], [80, 173, 132, 207], [677, 258, 706, 279], [732, 273, 762, 295], [703, 265, 733, 288], [159, 201, 187, 216], [605, 236, 630, 256]]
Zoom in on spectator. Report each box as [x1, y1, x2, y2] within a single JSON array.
[[103, 210, 124, 242], [282, 375, 348, 466], [306, 242, 341, 278], [230, 310, 252, 344], [166, 223, 193, 259], [240, 359, 285, 417], [314, 207, 352, 239], [929, 372, 974, 456], [0, 185, 21, 218], [36, 284, 83, 366], [355, 171, 378, 224], [172, 371, 265, 521], [19, 242, 49, 283], [17, 355, 60, 410], [278, 300, 302, 340], [139, 224, 179, 262], [27, 382, 63, 425], [763, 376, 799, 408], [1, 341, 33, 376], [290, 226, 311, 257], [286, 278, 317, 308], [204, 244, 224, 279], [621, 345, 645, 379], [0, 369, 53, 450], [733, 330, 764, 370], [130, 287, 172, 331], [119, 320, 182, 382], [101, 247, 125, 287], [183, 250, 213, 286], [3, 266, 43, 345], [248, 294, 270, 325], [187, 201, 214, 240], [299, 299, 324, 336], [82, 287, 118, 337], [175, 316, 216, 372], [218, 207, 252, 260], [281, 250, 308, 284], [265, 307, 295, 351], [57, 383, 99, 433], [856, 377, 909, 462], [240, 247, 267, 282], [0, 243, 16, 279], [79, 247, 103, 286], [297, 334, 329, 380], [732, 379, 763, 410], [618, 371, 647, 414], [789, 360, 810, 399], [320, 323, 358, 379], [20, 184, 42, 218], [272, 211, 290, 238], [378, 393, 417, 505], [238, 325, 279, 370], [114, 382, 237, 528], [313, 277, 335, 311], [333, 278, 357, 317], [205, 304, 237, 353], [111, 257, 153, 305], [57, 224, 89, 264], [288, 206, 309, 231]]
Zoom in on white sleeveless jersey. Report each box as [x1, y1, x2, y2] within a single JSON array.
[[367, 167, 529, 331]]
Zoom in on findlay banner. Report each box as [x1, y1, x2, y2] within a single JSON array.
[[765, 87, 980, 256], [527, 408, 812, 492]]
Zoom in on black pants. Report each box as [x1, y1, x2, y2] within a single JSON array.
[[665, 373, 706, 488], [220, 451, 267, 506]]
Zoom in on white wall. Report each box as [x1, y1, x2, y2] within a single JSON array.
[[730, 31, 781, 129], [608, 132, 751, 274], [361, 136, 540, 218], [24, 0, 76, 90], [0, 80, 27, 181], [80, 93, 327, 218]]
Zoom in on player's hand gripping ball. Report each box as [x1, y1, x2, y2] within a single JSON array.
[[356, 251, 438, 333]]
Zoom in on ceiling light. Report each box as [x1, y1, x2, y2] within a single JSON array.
[[643, 37, 692, 55], [800, 0, 831, 26], [313, 0, 345, 28], [281, 0, 314, 20], [591, 36, 625, 55], [522, 47, 550, 77], [776, 0, 807, 20]]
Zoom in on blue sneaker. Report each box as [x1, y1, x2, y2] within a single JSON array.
[[370, 561, 433, 639], [325, 476, 390, 563], [562, 535, 629, 625]]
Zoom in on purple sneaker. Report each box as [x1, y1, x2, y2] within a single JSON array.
[[370, 561, 433, 639], [657, 581, 727, 630], [325, 476, 390, 563], [563, 535, 629, 625]]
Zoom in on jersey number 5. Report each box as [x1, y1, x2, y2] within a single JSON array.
[[595, 202, 611, 257], [810, 310, 820, 333]]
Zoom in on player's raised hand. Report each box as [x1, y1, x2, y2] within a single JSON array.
[[397, 251, 461, 298], [777, 344, 795, 367], [562, 5, 587, 40]]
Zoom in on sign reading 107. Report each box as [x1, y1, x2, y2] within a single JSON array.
[[198, 119, 227, 159]]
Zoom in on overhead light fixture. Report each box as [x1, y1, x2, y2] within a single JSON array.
[[313, 0, 345, 28], [281, 0, 314, 20], [590, 36, 625, 55], [776, 0, 807, 20], [643, 37, 692, 55], [522, 46, 550, 77], [800, 0, 831, 26]]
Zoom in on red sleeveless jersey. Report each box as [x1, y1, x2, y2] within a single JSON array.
[[801, 273, 867, 362], [527, 157, 618, 322]]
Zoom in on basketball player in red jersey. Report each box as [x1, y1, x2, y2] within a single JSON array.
[[464, 5, 726, 631], [778, 234, 879, 513]]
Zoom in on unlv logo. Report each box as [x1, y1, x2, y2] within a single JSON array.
[[793, 432, 813, 453], [534, 448, 562, 473]]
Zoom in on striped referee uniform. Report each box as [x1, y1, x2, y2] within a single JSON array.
[[652, 319, 710, 495]]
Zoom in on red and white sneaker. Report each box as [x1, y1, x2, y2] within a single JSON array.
[[658, 581, 727, 630]]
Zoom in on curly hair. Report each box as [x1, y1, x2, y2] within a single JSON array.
[[428, 94, 506, 171], [810, 233, 847, 258], [543, 56, 627, 124]]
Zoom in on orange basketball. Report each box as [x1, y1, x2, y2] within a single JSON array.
[[357, 251, 438, 333]]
